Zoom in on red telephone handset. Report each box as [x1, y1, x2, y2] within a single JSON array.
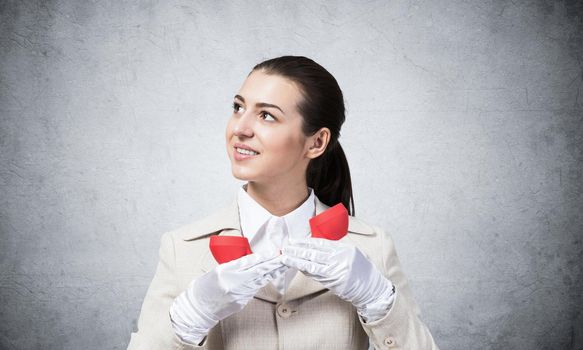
[[309, 203, 349, 240], [210, 202, 348, 264], [209, 235, 252, 264]]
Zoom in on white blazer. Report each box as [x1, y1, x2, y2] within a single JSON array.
[[127, 193, 439, 349]]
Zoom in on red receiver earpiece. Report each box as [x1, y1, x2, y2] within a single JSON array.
[[209, 235, 252, 264], [309, 203, 348, 240]]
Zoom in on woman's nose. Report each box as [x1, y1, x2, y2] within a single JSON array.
[[232, 112, 254, 138]]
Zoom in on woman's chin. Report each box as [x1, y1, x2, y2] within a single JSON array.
[[231, 168, 257, 181]]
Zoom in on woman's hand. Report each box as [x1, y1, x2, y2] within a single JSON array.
[[281, 238, 396, 322], [170, 253, 287, 345]]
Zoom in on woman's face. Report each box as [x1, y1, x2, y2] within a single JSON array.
[[225, 69, 313, 184]]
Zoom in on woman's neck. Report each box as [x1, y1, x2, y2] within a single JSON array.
[[244, 181, 310, 217]]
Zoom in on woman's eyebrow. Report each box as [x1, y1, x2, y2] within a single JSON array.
[[234, 94, 285, 114]]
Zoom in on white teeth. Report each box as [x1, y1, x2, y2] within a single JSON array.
[[236, 147, 258, 155]]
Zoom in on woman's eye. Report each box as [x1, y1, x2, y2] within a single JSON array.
[[261, 112, 276, 122], [232, 102, 243, 113]]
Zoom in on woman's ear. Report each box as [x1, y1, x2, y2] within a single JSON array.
[[306, 127, 330, 159]]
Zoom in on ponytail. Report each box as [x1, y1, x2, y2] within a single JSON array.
[[307, 141, 355, 216]]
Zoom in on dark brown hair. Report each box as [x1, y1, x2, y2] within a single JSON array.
[[250, 55, 355, 216]]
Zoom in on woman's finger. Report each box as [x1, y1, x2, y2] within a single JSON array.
[[245, 264, 289, 290], [282, 245, 332, 265], [287, 237, 340, 252], [280, 255, 327, 277], [230, 254, 285, 282]]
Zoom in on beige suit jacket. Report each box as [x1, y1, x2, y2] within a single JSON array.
[[127, 194, 439, 350]]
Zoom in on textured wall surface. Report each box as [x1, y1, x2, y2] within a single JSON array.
[[1, 1, 582, 349]]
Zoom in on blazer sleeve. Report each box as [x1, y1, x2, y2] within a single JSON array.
[[358, 226, 439, 350], [127, 232, 211, 350]]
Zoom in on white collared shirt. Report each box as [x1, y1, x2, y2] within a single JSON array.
[[237, 183, 316, 294]]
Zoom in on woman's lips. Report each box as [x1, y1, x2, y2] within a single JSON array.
[[234, 147, 260, 161]]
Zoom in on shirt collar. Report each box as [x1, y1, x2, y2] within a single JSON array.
[[178, 189, 376, 241], [237, 183, 315, 242]]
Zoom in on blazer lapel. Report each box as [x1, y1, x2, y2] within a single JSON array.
[[184, 194, 241, 274], [183, 191, 376, 304]]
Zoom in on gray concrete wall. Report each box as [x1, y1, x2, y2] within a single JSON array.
[[1, 1, 581, 349]]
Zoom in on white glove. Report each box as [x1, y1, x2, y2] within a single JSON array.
[[170, 253, 287, 345], [281, 238, 395, 322]]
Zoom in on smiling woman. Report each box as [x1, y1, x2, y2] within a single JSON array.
[[127, 56, 439, 349], [225, 70, 321, 200]]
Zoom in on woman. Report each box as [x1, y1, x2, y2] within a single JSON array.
[[128, 56, 439, 349]]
